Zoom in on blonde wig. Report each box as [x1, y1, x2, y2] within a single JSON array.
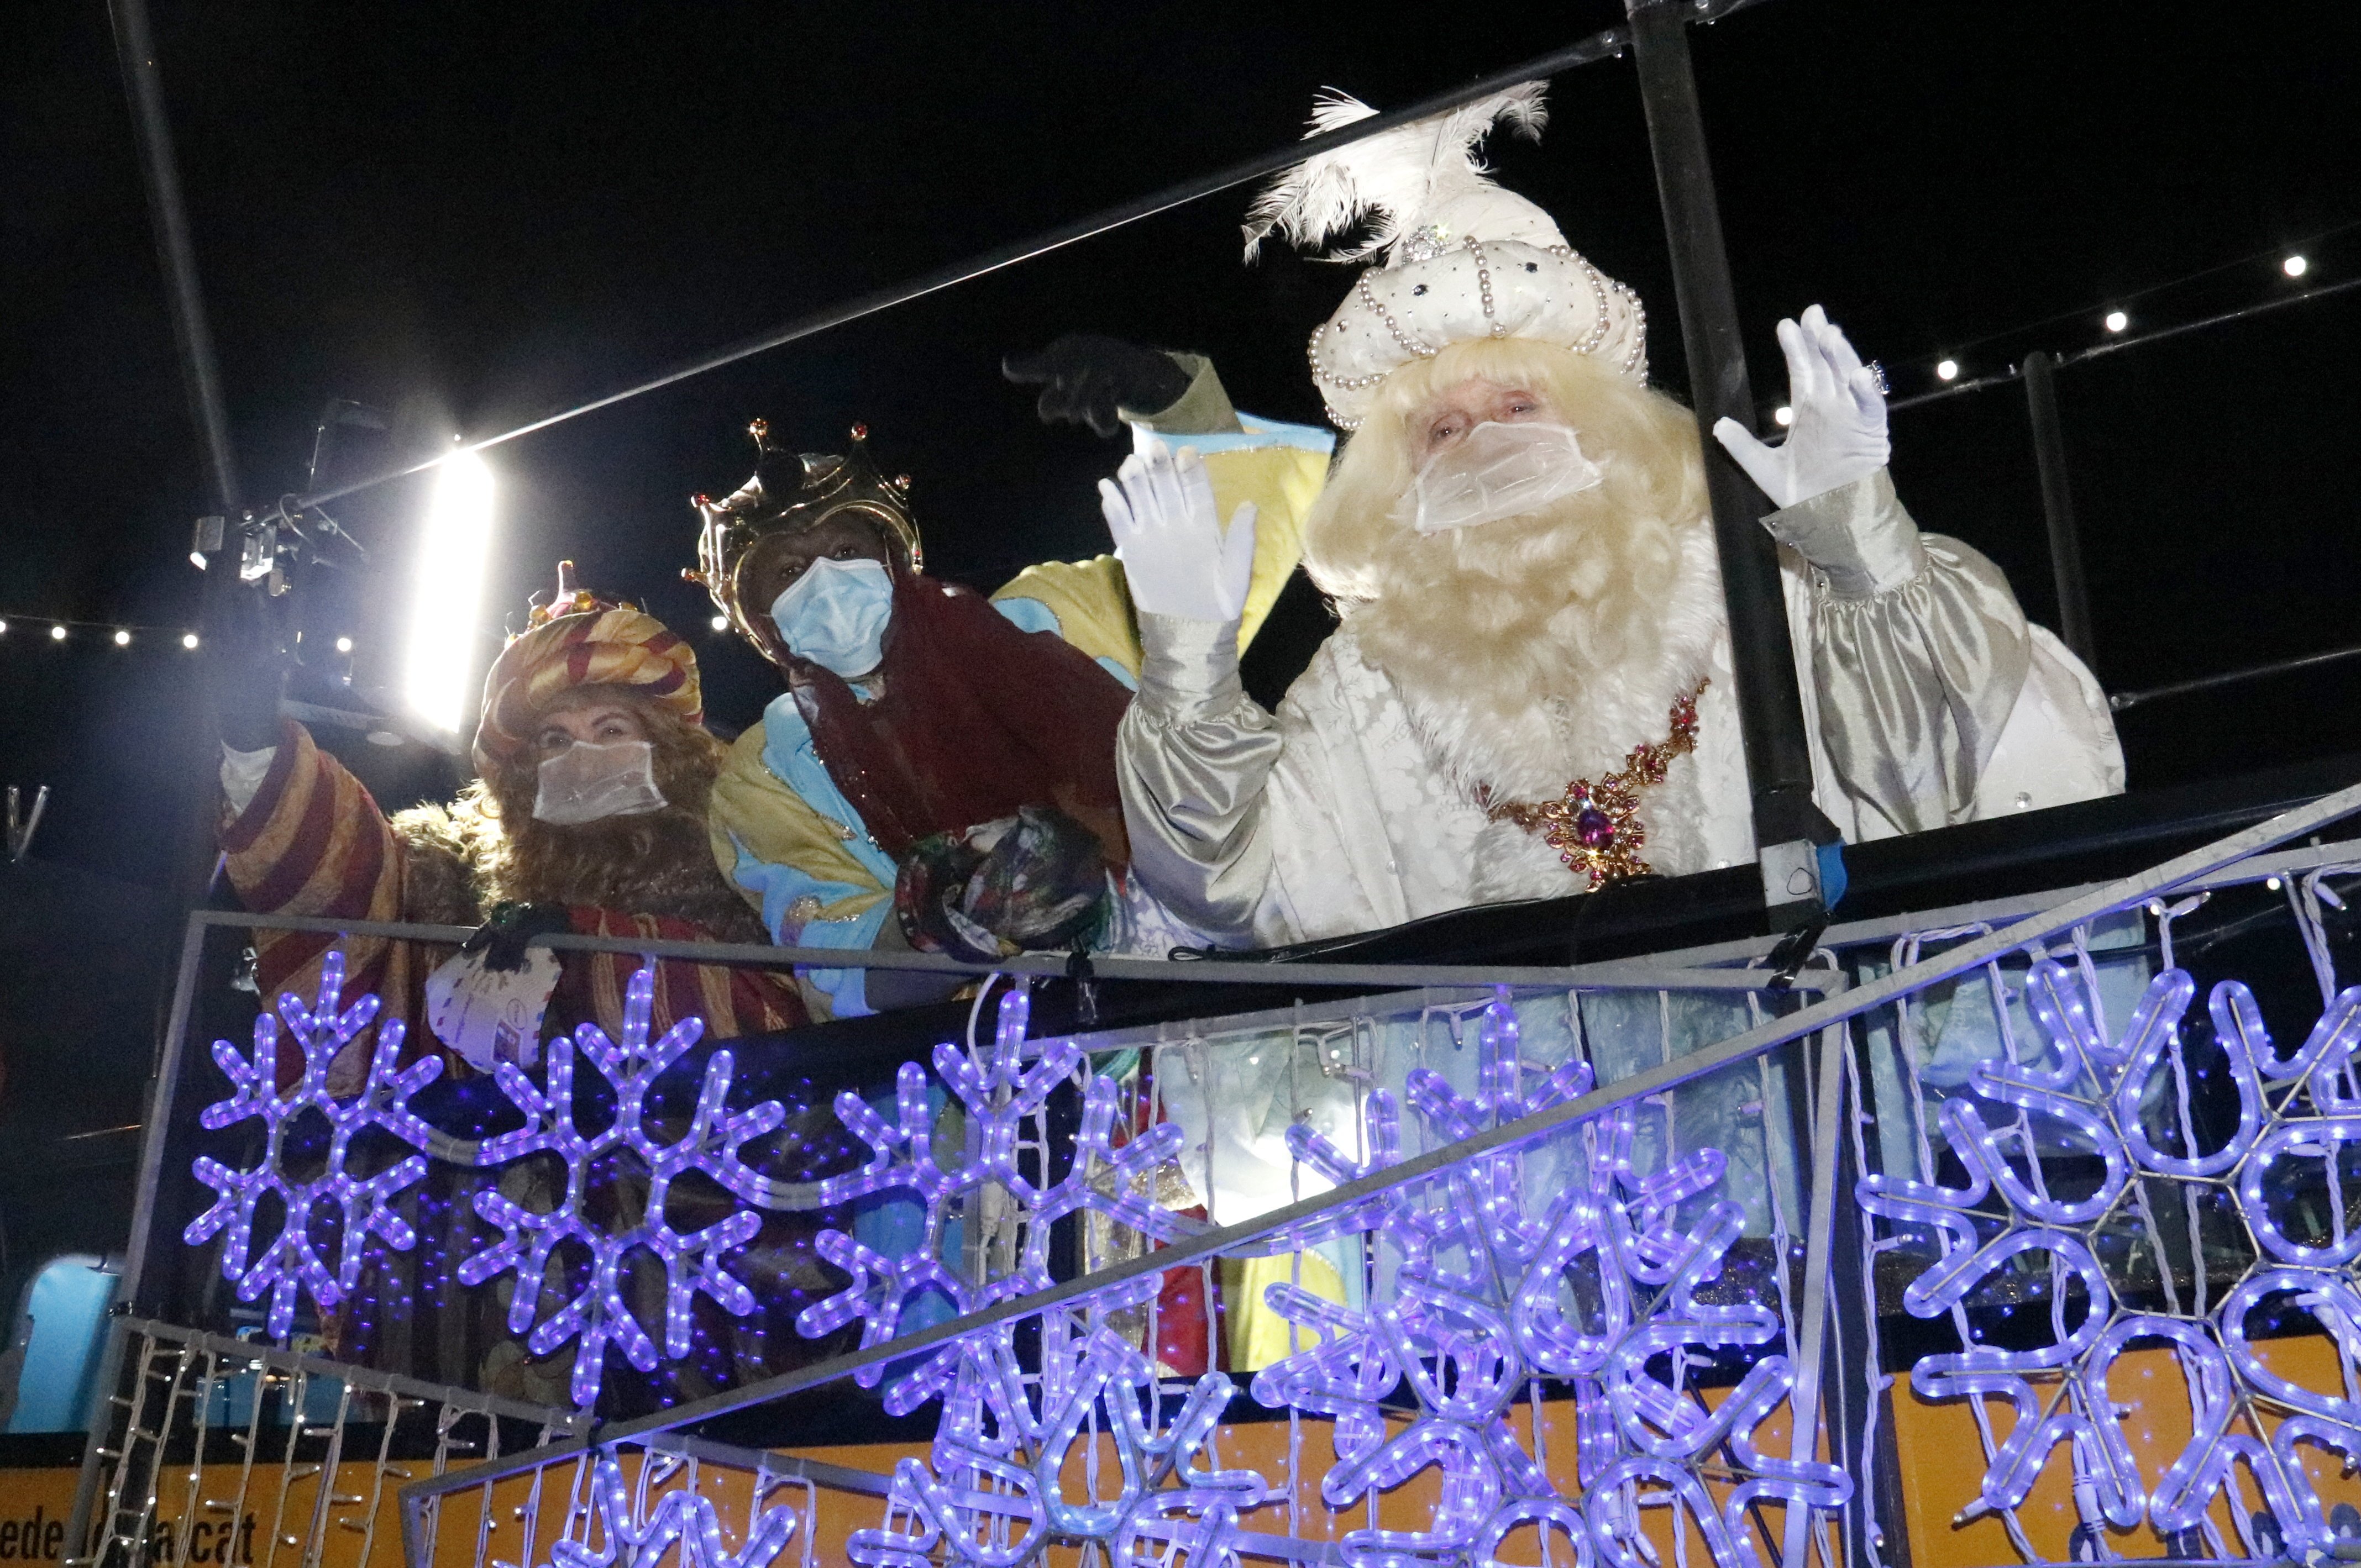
[[1303, 336, 1710, 736]]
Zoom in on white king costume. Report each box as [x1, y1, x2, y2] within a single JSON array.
[[1103, 87, 2124, 947]]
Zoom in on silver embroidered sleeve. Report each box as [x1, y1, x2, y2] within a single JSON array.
[[1765, 469, 2033, 835], [1116, 611, 1283, 940]]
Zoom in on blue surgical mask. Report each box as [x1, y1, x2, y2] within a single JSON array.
[[769, 555, 894, 677]]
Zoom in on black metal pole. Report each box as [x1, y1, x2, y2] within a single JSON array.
[[2022, 351, 2098, 671], [1627, 0, 1834, 927], [108, 0, 240, 518]]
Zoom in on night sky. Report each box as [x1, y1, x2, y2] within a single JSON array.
[[6, 1, 2360, 894]]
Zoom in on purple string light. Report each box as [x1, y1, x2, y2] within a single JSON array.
[[459, 960, 785, 1408], [795, 985, 1193, 1415], [1861, 960, 2361, 1554], [549, 1450, 799, 1568], [1252, 988, 1851, 1568], [185, 950, 440, 1340]]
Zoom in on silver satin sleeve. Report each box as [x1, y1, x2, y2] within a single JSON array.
[[1763, 468, 2032, 834], [1116, 611, 1281, 940]]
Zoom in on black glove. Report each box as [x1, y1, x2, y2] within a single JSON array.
[[1002, 335, 1191, 438], [204, 584, 288, 752]]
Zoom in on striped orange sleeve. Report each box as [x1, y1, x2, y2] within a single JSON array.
[[219, 722, 429, 1083]]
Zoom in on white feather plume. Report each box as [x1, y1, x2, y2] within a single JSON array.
[[1242, 83, 1549, 263]]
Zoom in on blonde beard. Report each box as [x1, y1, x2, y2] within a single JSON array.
[[1342, 483, 1722, 805]]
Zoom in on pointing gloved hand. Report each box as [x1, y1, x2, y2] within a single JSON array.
[[1096, 438, 1257, 624], [1713, 304, 1890, 510], [1003, 334, 1193, 438]]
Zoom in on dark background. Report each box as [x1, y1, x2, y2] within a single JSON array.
[[5, 0, 2360, 893]]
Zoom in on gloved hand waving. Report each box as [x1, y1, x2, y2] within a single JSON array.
[[1096, 438, 1257, 624], [1713, 304, 1890, 509], [205, 584, 287, 752], [1003, 334, 1192, 438]]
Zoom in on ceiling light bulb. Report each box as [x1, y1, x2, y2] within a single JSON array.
[[2284, 254, 2309, 278], [1773, 405, 1794, 427], [1936, 359, 1960, 381], [2103, 310, 2129, 333]]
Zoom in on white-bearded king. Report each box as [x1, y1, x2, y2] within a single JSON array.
[[1101, 87, 2124, 946]]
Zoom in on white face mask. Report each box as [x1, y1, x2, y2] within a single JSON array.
[[1392, 420, 1605, 534], [532, 739, 667, 825]]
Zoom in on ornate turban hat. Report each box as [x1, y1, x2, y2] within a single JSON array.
[[1245, 84, 1648, 430], [688, 419, 921, 641], [471, 561, 702, 775]]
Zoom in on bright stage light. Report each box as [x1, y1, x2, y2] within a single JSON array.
[[49, 625, 66, 642], [2284, 254, 2309, 278], [1773, 405, 1794, 427], [112, 629, 131, 646], [182, 632, 200, 650], [402, 448, 495, 735], [1936, 359, 1960, 381], [2103, 310, 2129, 333]]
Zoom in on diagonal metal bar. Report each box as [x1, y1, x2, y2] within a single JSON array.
[[397, 775, 2361, 1537], [249, 0, 1772, 531]]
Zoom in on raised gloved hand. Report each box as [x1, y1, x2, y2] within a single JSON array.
[[204, 583, 287, 751], [1713, 304, 1890, 510], [1096, 438, 1257, 623], [1003, 334, 1192, 438]]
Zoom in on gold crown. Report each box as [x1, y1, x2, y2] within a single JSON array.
[[687, 420, 920, 623]]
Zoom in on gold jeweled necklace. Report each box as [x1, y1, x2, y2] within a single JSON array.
[[1481, 678, 1708, 889]]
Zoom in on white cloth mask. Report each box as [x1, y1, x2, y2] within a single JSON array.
[[532, 739, 667, 824], [1392, 420, 1605, 534]]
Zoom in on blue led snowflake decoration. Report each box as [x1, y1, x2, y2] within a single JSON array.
[[1261, 988, 1852, 1568], [549, 1450, 800, 1568], [1862, 960, 2361, 1559], [186, 951, 440, 1340], [844, 1298, 1267, 1568], [796, 983, 1194, 1414], [460, 960, 785, 1409]]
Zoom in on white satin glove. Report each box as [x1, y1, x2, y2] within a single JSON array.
[[1713, 304, 1890, 510], [1096, 437, 1257, 623]]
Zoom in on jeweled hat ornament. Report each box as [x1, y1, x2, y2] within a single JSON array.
[[688, 419, 921, 634], [1244, 83, 1649, 430]]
